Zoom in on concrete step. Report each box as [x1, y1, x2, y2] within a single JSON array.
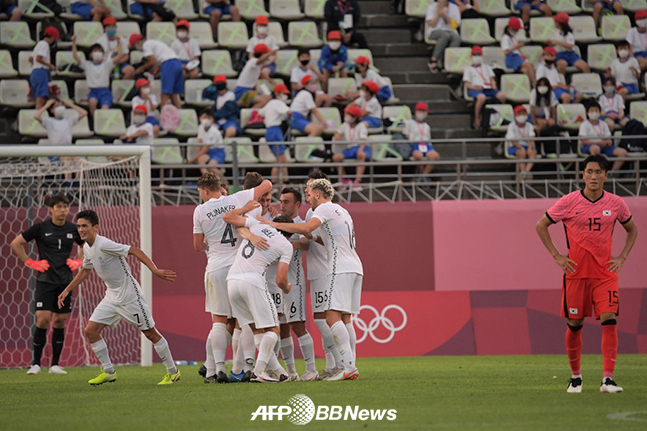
[[433, 142, 491, 159], [357, 1, 392, 15], [387, 71, 452, 85], [370, 43, 430, 57], [359, 14, 414, 28], [392, 84, 451, 101], [430, 129, 484, 141], [427, 114, 472, 130], [374, 56, 429, 72], [362, 28, 412, 44], [396, 100, 470, 115]]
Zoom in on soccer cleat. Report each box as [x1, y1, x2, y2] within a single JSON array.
[[216, 371, 229, 384], [300, 370, 319, 381], [567, 377, 583, 393], [288, 372, 300, 382], [198, 364, 207, 378], [268, 370, 289, 382], [26, 364, 41, 375], [317, 369, 333, 380], [241, 370, 252, 383], [600, 377, 623, 393], [327, 367, 359, 381], [251, 372, 279, 383], [322, 367, 344, 381], [158, 370, 181, 385], [88, 369, 117, 385], [48, 365, 67, 375], [229, 370, 244, 383], [204, 375, 217, 384]]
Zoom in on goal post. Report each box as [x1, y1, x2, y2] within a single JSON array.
[[0, 145, 153, 367]]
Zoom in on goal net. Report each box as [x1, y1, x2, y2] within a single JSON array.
[[0, 146, 152, 369]]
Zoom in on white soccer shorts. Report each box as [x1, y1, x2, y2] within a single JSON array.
[[266, 278, 284, 316], [205, 266, 232, 318], [284, 282, 306, 323], [326, 273, 363, 314], [228, 279, 279, 329], [310, 277, 328, 313], [89, 296, 155, 330]]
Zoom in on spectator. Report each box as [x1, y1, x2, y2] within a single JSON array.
[[547, 13, 590, 75], [0, 0, 22, 21], [579, 101, 626, 171], [506, 106, 537, 179], [426, 0, 461, 73], [290, 75, 326, 137], [70, 0, 111, 21], [599, 77, 629, 131], [332, 105, 369, 186], [129, 0, 175, 22], [132, 78, 161, 138], [537, 47, 581, 103], [404, 102, 439, 179], [351, 56, 392, 105], [203, 0, 241, 39], [348, 81, 382, 129], [609, 41, 641, 101], [501, 17, 535, 85], [516, 0, 551, 29], [451, 0, 480, 18], [202, 75, 239, 139], [29, 27, 59, 110], [171, 20, 202, 80], [591, 0, 623, 31], [34, 98, 88, 145], [463, 46, 507, 129], [72, 36, 114, 117], [529, 77, 559, 134], [234, 44, 273, 108], [97, 17, 135, 80], [189, 109, 225, 176], [120, 105, 154, 145], [290, 49, 332, 107], [259, 84, 292, 182], [626, 10, 647, 72], [318, 31, 348, 92], [130, 34, 184, 109], [324, 0, 368, 49], [246, 16, 280, 85]]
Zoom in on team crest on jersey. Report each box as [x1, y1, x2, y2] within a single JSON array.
[[67, 233, 73, 239], [569, 308, 578, 314], [603, 210, 612, 216]]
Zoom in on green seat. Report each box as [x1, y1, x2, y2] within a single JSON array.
[[55, 51, 86, 78], [570, 16, 601, 43], [570, 73, 601, 98], [587, 44, 617, 71], [19, 0, 55, 19], [19, 109, 46, 136], [479, 0, 512, 17], [629, 101, 647, 124], [530, 17, 558, 43], [111, 79, 135, 108], [382, 106, 412, 134], [276, 49, 298, 77], [270, 0, 305, 20], [93, 109, 127, 137], [218, 22, 250, 49], [146, 22, 176, 47], [304, 0, 326, 18], [240, 109, 267, 137], [1, 80, 33, 108], [443, 48, 471, 75], [288, 21, 323, 48], [164, 0, 198, 19], [601, 15, 630, 42], [312, 107, 342, 135], [488, 104, 514, 133], [103, 0, 127, 20], [74, 80, 90, 105], [224, 137, 259, 163], [369, 135, 403, 162], [74, 22, 104, 49], [547, 0, 581, 13], [294, 136, 325, 162], [0, 50, 18, 78], [191, 22, 218, 49], [557, 103, 586, 132], [175, 109, 199, 137], [202, 50, 238, 77], [153, 138, 184, 164], [460, 19, 496, 45], [620, 0, 647, 12], [405, 0, 434, 18], [501, 74, 531, 103], [327, 78, 356, 97], [185, 79, 215, 107], [236, 0, 270, 20], [0, 22, 35, 49]]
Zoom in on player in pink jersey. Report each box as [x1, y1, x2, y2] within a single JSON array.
[[536, 155, 638, 394]]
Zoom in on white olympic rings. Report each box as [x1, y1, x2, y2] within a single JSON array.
[[354, 304, 407, 344]]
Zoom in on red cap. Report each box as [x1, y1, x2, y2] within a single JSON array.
[[255, 15, 269, 25], [355, 55, 370, 66], [636, 10, 647, 20], [176, 20, 190, 29], [514, 105, 527, 116], [133, 105, 148, 115], [213, 74, 227, 84], [362, 81, 379, 94], [254, 43, 270, 54], [135, 78, 149, 89], [553, 12, 569, 24], [102, 17, 117, 26], [328, 30, 342, 40], [345, 105, 362, 118], [543, 46, 557, 56], [301, 74, 314, 86], [471, 46, 483, 55], [415, 102, 428, 112], [273, 83, 290, 94], [129, 33, 144, 49], [43, 27, 60, 40], [508, 17, 522, 31]]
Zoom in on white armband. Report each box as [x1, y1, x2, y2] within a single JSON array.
[[311, 234, 319, 242], [244, 217, 252, 228]]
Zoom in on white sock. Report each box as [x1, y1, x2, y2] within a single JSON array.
[[153, 337, 177, 374], [241, 325, 256, 372], [298, 332, 317, 373], [231, 328, 244, 374], [254, 332, 278, 375], [346, 322, 357, 364], [91, 339, 114, 374], [330, 321, 354, 372], [315, 318, 342, 370], [280, 337, 296, 375], [205, 336, 216, 377], [210, 322, 231, 375]]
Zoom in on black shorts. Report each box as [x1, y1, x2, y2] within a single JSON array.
[[35, 282, 71, 313]]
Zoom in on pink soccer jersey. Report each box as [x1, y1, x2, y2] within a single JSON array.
[[546, 190, 632, 280]]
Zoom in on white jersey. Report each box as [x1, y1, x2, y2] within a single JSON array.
[[32, 40, 51, 70], [227, 219, 293, 290], [312, 202, 363, 276], [171, 37, 201, 61], [354, 68, 387, 89], [80, 57, 114, 89], [82, 235, 141, 305], [96, 34, 129, 60], [142, 40, 178, 63], [354, 95, 382, 118], [305, 208, 328, 281], [192, 188, 255, 273], [626, 27, 647, 53], [288, 216, 306, 288]]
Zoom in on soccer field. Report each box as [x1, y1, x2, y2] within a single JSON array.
[[1, 355, 647, 430]]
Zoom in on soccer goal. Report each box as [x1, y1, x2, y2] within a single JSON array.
[[0, 145, 153, 368]]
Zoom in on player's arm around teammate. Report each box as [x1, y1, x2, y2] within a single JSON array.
[[223, 200, 270, 251]]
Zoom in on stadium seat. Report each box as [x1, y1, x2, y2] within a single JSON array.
[[218, 22, 250, 49], [547, 0, 581, 12], [276, 49, 298, 76], [253, 22, 288, 48], [185, 137, 201, 162], [18, 110, 46, 136], [74, 80, 90, 106], [55, 51, 86, 78], [146, 22, 176, 46], [34, 22, 71, 49], [59, 0, 83, 20], [69, 112, 93, 138], [202, 50, 238, 77], [50, 80, 70, 100], [111, 79, 135, 107], [383, 105, 412, 134], [304, 0, 326, 19], [587, 44, 617, 71], [571, 73, 601, 99], [327, 78, 357, 98], [308, 49, 321, 67], [103, 0, 128, 19], [405, 0, 434, 18], [240, 108, 267, 137], [495, 18, 528, 42], [164, 0, 198, 20], [1, 22, 36, 49], [270, 0, 305, 20], [380, 77, 399, 104], [224, 137, 259, 163], [557, 103, 586, 132], [190, 22, 218, 49], [630, 100, 647, 124], [257, 77, 284, 94], [501, 75, 531, 103], [115, 21, 142, 40], [19, 0, 55, 19], [259, 141, 294, 163], [479, 0, 512, 17], [423, 23, 437, 46], [460, 19, 496, 45], [312, 107, 342, 136], [570, 16, 601, 43], [601, 15, 630, 42], [152, 138, 184, 164], [530, 17, 558, 43], [150, 79, 162, 102], [75, 139, 110, 163], [294, 136, 325, 162], [0, 50, 18, 78], [487, 104, 514, 133], [93, 109, 127, 137], [17, 51, 33, 76], [235, 0, 270, 20], [443, 47, 472, 74], [130, 50, 144, 66], [185, 79, 215, 107], [288, 21, 323, 48], [522, 45, 543, 67], [174, 109, 199, 137], [0, 80, 33, 108], [74, 22, 104, 49], [369, 135, 404, 162], [620, 0, 647, 12], [482, 46, 509, 71]]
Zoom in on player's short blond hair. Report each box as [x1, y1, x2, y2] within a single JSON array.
[[308, 178, 334, 200], [197, 172, 221, 191]]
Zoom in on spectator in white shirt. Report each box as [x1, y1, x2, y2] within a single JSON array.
[[463, 46, 507, 129], [29, 27, 59, 109], [97, 17, 135, 79], [259, 84, 292, 182], [404, 102, 439, 179], [426, 0, 461, 72], [72, 36, 114, 117], [579, 101, 626, 171], [290, 75, 326, 137], [506, 105, 537, 179], [70, 0, 110, 22], [290, 49, 332, 107], [189, 109, 225, 176], [348, 81, 382, 129], [120, 105, 154, 146], [608, 41, 641, 101], [350, 55, 392, 104], [626, 10, 647, 72], [599, 77, 629, 131], [233, 43, 274, 108], [246, 16, 280, 85], [529, 77, 559, 134], [332, 105, 369, 185], [537, 46, 581, 104], [132, 78, 161, 138], [501, 18, 535, 86], [547, 13, 590, 75], [171, 20, 201, 80]]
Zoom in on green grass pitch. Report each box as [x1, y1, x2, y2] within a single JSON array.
[[2, 355, 647, 430]]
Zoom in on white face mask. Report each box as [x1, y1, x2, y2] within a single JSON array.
[[618, 49, 629, 59], [91, 51, 103, 63], [638, 19, 647, 29], [359, 90, 366, 98], [515, 115, 526, 124], [472, 56, 482, 66], [54, 106, 65, 118], [415, 112, 427, 121], [306, 83, 318, 93], [589, 112, 600, 121], [278, 94, 288, 102], [133, 115, 146, 125], [141, 87, 151, 96], [329, 41, 341, 50], [177, 31, 188, 39], [344, 115, 354, 124], [201, 119, 213, 128], [604, 86, 615, 94], [537, 86, 549, 95], [257, 26, 268, 35]]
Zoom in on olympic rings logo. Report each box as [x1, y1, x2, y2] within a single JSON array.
[[354, 304, 407, 344]]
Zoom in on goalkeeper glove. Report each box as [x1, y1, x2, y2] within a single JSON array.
[[67, 258, 83, 271], [26, 258, 50, 273]]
